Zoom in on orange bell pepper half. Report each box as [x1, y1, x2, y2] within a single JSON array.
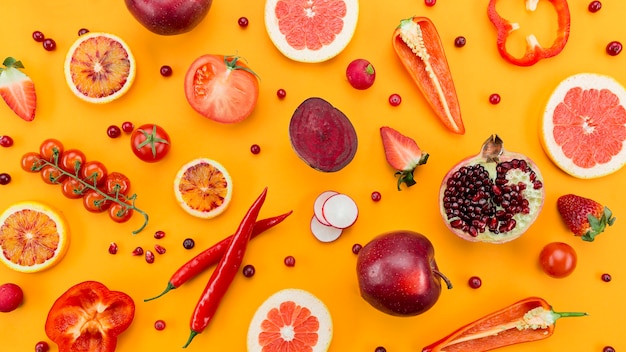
[[45, 281, 135, 352], [392, 16, 465, 135], [421, 297, 587, 352]]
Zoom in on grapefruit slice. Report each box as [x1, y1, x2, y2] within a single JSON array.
[[64, 32, 136, 103], [173, 158, 233, 219], [247, 288, 333, 352], [541, 73, 626, 178], [264, 0, 359, 63], [0, 201, 69, 273]]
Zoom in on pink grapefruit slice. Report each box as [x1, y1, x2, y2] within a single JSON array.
[[264, 0, 359, 63], [541, 73, 626, 178], [247, 288, 333, 352]]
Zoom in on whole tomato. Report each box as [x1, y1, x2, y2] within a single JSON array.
[[80, 161, 108, 187], [539, 242, 577, 278], [83, 190, 111, 213], [39, 139, 64, 162], [40, 165, 66, 185], [109, 203, 133, 223], [59, 149, 87, 174], [61, 178, 87, 199], [104, 172, 131, 197], [21, 152, 43, 173], [130, 124, 171, 163]]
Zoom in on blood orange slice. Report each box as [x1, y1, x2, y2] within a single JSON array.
[[264, 0, 359, 63], [541, 73, 626, 178], [247, 288, 333, 352], [0, 201, 69, 273]]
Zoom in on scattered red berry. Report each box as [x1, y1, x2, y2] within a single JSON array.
[[602, 273, 612, 282], [603, 347, 615, 352], [0, 173, 11, 185], [424, 0, 436, 6], [371, 191, 382, 202], [107, 125, 122, 139], [132, 247, 144, 256], [42, 38, 56, 51], [154, 230, 166, 239], [145, 250, 155, 263], [588, 1, 602, 12], [32, 31, 45, 42], [351, 243, 362, 255], [489, 93, 501, 105], [242, 264, 256, 277], [606, 41, 622, 56], [389, 93, 402, 106], [108, 242, 119, 255], [154, 244, 167, 255], [375, 347, 387, 352], [35, 341, 50, 352], [0, 135, 13, 147], [454, 36, 466, 47], [183, 238, 195, 249], [121, 121, 134, 133], [78, 28, 90, 36], [284, 255, 296, 267], [238, 17, 249, 27], [276, 88, 287, 99], [154, 319, 166, 331], [160, 65, 173, 77], [468, 276, 482, 289], [250, 144, 261, 154]]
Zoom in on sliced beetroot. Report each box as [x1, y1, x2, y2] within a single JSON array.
[[289, 97, 358, 172]]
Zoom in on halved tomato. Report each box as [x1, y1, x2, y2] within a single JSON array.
[[184, 54, 259, 124]]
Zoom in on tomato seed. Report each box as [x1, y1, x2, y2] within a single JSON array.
[[352, 243, 363, 255], [454, 36, 466, 48], [32, 31, 45, 42], [389, 93, 402, 106], [42, 38, 56, 51], [468, 276, 482, 289], [154, 244, 166, 255], [108, 242, 119, 255], [145, 250, 155, 263], [154, 320, 166, 331], [371, 191, 382, 202], [160, 65, 173, 77], [107, 125, 122, 138], [250, 144, 261, 154], [284, 255, 296, 267], [588, 1, 602, 12], [276, 88, 287, 99], [238, 17, 249, 27], [0, 135, 14, 147], [602, 273, 612, 282], [242, 264, 256, 277], [121, 121, 134, 133], [183, 238, 195, 249], [132, 247, 144, 256], [154, 230, 166, 239], [78, 28, 90, 36], [35, 341, 50, 352], [489, 93, 501, 105], [0, 173, 11, 185], [606, 41, 622, 56]]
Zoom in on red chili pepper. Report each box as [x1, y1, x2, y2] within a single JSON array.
[[422, 297, 587, 352], [392, 16, 464, 135], [487, 0, 571, 66], [44, 281, 135, 352], [183, 187, 267, 348], [144, 210, 292, 302]]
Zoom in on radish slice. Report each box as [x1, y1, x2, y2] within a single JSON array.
[[313, 190, 339, 226], [310, 215, 343, 242], [321, 193, 358, 229]]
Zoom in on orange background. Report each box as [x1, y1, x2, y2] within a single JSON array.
[[1, 0, 625, 351]]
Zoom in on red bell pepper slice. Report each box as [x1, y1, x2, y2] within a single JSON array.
[[45, 281, 135, 352], [487, 0, 571, 66]]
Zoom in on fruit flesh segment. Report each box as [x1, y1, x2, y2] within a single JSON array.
[[276, 0, 346, 51], [178, 163, 229, 213], [0, 209, 59, 266], [259, 300, 320, 351]]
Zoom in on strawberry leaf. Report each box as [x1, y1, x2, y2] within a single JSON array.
[[581, 207, 616, 242]]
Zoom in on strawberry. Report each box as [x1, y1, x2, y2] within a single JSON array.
[[556, 194, 616, 242], [380, 126, 429, 190], [0, 57, 36, 121]]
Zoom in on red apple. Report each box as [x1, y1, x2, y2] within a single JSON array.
[[356, 230, 452, 316], [124, 0, 213, 36]]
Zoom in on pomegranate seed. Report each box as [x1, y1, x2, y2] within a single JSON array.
[[108, 242, 119, 255], [250, 144, 261, 154], [0, 173, 11, 185], [284, 255, 296, 267], [238, 17, 249, 27], [32, 31, 45, 42], [107, 125, 122, 138], [78, 28, 90, 36], [454, 36, 466, 47], [154, 230, 166, 239], [242, 264, 256, 277], [121, 121, 134, 133], [35, 341, 50, 352], [375, 347, 387, 352], [276, 88, 287, 99], [603, 347, 615, 352], [154, 319, 166, 331], [0, 135, 14, 147], [160, 65, 173, 77], [132, 247, 144, 256], [389, 93, 402, 106], [154, 244, 166, 255], [588, 1, 602, 12], [371, 191, 382, 202], [145, 250, 155, 263], [468, 276, 482, 289], [602, 273, 612, 282], [606, 41, 622, 56], [183, 238, 195, 249], [42, 38, 56, 51], [424, 0, 436, 6], [351, 243, 362, 255], [489, 93, 501, 105]]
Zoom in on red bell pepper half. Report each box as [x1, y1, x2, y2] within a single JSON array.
[[45, 281, 135, 352], [487, 0, 571, 66]]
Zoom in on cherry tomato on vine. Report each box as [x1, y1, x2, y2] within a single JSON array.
[[80, 161, 108, 187], [61, 178, 87, 199], [104, 172, 131, 197], [539, 242, 577, 278], [130, 124, 171, 163], [21, 152, 43, 173], [59, 149, 87, 174], [40, 165, 66, 185], [39, 138, 64, 162], [83, 190, 111, 213], [108, 203, 133, 223]]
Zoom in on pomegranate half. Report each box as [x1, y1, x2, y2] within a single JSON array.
[[439, 135, 545, 243]]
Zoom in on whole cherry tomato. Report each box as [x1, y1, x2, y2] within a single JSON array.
[[80, 161, 108, 187], [21, 152, 43, 173], [130, 124, 171, 163], [104, 172, 131, 197], [61, 178, 87, 199], [40, 165, 66, 185], [108, 203, 133, 223], [539, 242, 577, 278], [39, 139, 64, 162], [83, 190, 111, 213], [59, 149, 87, 174]]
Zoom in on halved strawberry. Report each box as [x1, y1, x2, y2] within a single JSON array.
[[380, 126, 429, 190], [0, 57, 36, 121], [557, 194, 616, 242]]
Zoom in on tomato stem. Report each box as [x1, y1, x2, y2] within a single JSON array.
[[223, 55, 260, 80]]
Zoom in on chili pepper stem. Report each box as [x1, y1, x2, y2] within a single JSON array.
[[433, 269, 453, 289], [182, 330, 198, 349], [143, 282, 176, 302]]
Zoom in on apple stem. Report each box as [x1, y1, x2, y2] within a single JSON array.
[[433, 269, 453, 289]]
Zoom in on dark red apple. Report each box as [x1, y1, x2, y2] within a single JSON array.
[[356, 230, 452, 316], [124, 0, 213, 36]]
